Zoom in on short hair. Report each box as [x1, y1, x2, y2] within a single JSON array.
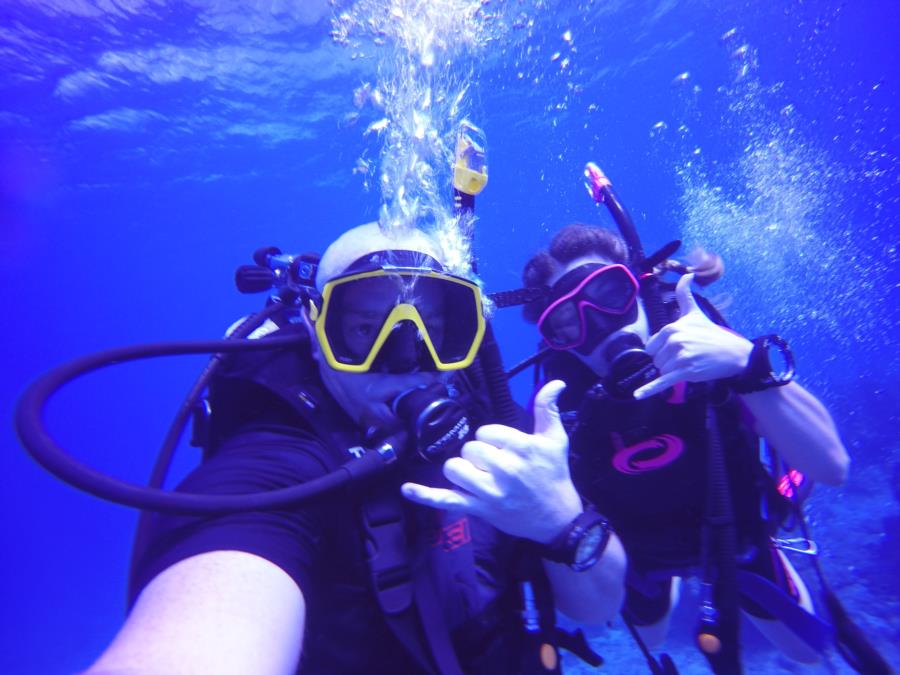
[[522, 224, 628, 323]]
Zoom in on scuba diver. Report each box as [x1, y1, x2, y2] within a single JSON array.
[[514, 222, 848, 669], [406, 160, 869, 674], [72, 222, 626, 675]]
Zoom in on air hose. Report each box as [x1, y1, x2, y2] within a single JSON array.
[[698, 399, 742, 674], [147, 301, 285, 489], [793, 491, 894, 673], [14, 331, 400, 514], [476, 323, 522, 427]]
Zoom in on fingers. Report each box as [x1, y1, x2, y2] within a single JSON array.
[[442, 456, 502, 501], [634, 369, 686, 400], [460, 439, 519, 478], [652, 338, 685, 373], [645, 323, 674, 355], [400, 482, 479, 513], [675, 272, 699, 317], [646, 273, 709, 357], [467, 417, 562, 479], [475, 424, 529, 452], [532, 379, 568, 442]]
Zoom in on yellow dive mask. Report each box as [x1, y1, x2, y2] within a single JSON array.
[[313, 250, 485, 373]]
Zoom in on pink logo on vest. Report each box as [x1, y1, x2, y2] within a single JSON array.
[[432, 517, 471, 552], [666, 381, 688, 405], [611, 432, 685, 474]]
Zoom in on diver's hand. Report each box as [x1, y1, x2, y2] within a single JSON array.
[[633, 273, 753, 400], [401, 380, 582, 544]]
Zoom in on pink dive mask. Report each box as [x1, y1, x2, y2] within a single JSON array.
[[537, 263, 640, 350]]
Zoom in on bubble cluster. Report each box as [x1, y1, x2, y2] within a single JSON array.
[[331, 0, 516, 276], [674, 31, 897, 384]]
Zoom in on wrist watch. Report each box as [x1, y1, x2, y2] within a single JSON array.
[[541, 506, 612, 572], [729, 334, 795, 394]]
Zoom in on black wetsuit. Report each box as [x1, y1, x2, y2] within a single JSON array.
[[130, 340, 536, 674], [547, 351, 798, 626]]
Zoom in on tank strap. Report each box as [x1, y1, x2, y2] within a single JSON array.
[[362, 483, 465, 675], [524, 555, 603, 671]]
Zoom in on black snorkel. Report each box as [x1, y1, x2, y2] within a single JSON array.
[[582, 162, 677, 334], [580, 162, 688, 401], [451, 121, 523, 429]]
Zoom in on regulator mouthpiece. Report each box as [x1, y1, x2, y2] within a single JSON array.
[[392, 384, 472, 462], [603, 333, 659, 400]]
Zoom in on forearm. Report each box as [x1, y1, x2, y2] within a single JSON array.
[[740, 382, 849, 485], [543, 533, 627, 625]]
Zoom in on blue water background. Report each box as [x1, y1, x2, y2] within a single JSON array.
[[1, 1, 898, 673]]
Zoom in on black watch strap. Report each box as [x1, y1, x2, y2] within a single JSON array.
[[540, 506, 611, 572], [729, 334, 795, 394]]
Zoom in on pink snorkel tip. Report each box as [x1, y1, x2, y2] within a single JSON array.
[[584, 162, 610, 204]]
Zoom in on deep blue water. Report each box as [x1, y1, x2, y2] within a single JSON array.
[[1, 1, 898, 673]]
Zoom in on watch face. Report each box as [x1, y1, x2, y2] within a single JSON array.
[[575, 523, 606, 565]]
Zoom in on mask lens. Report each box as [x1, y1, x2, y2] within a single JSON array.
[[322, 272, 482, 369], [324, 275, 400, 365], [415, 276, 480, 364], [581, 265, 638, 311], [540, 300, 582, 348], [538, 264, 639, 350]]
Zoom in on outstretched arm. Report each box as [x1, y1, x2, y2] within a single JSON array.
[[739, 382, 848, 484], [401, 380, 627, 625], [634, 273, 849, 485], [85, 550, 305, 675]]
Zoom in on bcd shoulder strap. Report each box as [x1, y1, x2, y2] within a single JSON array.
[[362, 481, 465, 675]]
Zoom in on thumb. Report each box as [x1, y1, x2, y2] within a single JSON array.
[[675, 272, 700, 317], [532, 379, 567, 442]]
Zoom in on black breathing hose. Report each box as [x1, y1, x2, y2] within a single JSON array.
[[477, 323, 523, 427], [455, 169, 522, 430], [14, 332, 397, 514], [702, 402, 742, 675], [147, 302, 285, 489]]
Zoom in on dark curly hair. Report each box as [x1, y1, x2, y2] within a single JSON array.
[[522, 224, 629, 323]]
